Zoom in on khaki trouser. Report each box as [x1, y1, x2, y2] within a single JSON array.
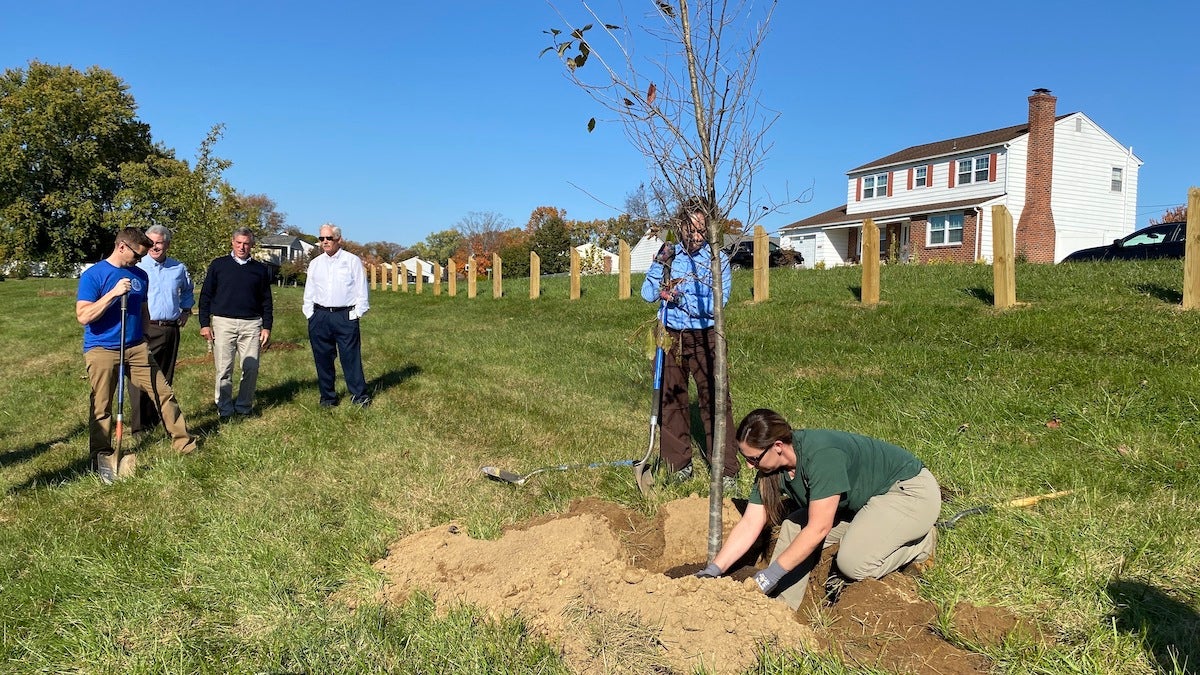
[[211, 316, 262, 416], [85, 342, 197, 464], [772, 468, 941, 609]]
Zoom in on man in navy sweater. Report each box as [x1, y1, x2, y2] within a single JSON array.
[[198, 227, 274, 420]]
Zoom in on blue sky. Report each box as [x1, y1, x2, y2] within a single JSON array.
[[3, 1, 1196, 247]]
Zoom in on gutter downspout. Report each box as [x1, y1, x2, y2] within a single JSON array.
[[1123, 145, 1133, 232], [975, 206, 984, 261]]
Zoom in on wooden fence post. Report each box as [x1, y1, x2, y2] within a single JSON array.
[[569, 248, 581, 300], [530, 251, 540, 299], [468, 257, 476, 298], [391, 264, 397, 292], [399, 262, 408, 293], [414, 263, 423, 295], [492, 253, 502, 299], [368, 264, 377, 291], [433, 262, 442, 296], [992, 205, 1017, 308], [618, 239, 631, 299], [753, 225, 770, 302], [861, 219, 880, 306], [448, 260, 457, 297], [1184, 187, 1200, 310]]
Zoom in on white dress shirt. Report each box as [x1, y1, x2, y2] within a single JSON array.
[[302, 249, 370, 319]]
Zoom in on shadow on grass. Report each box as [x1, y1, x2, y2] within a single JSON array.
[[0, 425, 86, 469], [1108, 579, 1199, 674], [848, 285, 862, 301], [963, 287, 995, 304], [1133, 283, 1182, 305], [367, 364, 422, 395], [7, 457, 94, 494]]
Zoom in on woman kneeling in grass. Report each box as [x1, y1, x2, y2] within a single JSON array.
[[695, 408, 940, 607]]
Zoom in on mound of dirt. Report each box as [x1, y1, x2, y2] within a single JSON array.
[[373, 496, 1028, 674]]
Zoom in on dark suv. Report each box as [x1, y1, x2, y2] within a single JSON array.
[[1061, 222, 1186, 262], [725, 240, 803, 270]]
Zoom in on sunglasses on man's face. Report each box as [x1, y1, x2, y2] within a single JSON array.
[[123, 243, 145, 262], [319, 236, 339, 242]]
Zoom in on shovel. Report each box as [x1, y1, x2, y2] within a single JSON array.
[[937, 489, 1074, 529], [481, 459, 639, 486], [632, 303, 668, 496]]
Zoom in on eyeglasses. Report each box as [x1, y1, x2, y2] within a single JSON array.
[[744, 444, 773, 467], [319, 236, 339, 242], [123, 243, 145, 262]]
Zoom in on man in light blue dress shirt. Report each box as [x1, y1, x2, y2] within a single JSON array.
[[131, 225, 195, 434]]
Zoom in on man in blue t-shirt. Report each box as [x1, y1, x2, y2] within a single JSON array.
[[76, 228, 198, 484]]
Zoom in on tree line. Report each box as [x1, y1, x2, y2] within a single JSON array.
[[0, 60, 703, 282]]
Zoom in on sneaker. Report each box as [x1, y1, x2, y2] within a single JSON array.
[[319, 399, 339, 408], [721, 476, 737, 495], [117, 453, 138, 479], [671, 464, 694, 483], [351, 396, 372, 409]]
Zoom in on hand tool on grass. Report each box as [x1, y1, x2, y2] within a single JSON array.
[[936, 489, 1074, 529], [105, 294, 128, 484], [632, 303, 668, 496], [481, 459, 639, 486]]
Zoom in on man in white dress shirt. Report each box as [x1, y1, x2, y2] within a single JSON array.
[[302, 224, 371, 408]]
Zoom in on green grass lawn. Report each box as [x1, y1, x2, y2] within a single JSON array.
[[1, 261, 1197, 674]]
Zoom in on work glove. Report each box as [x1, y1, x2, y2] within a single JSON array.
[[752, 561, 788, 594], [654, 242, 676, 266], [694, 563, 722, 579]]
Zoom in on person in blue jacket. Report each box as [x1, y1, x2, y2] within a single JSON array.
[[641, 198, 739, 492]]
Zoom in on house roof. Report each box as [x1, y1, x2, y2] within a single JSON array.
[[260, 234, 303, 247], [781, 196, 1001, 231], [851, 114, 1072, 172]]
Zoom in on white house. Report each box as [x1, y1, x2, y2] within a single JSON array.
[[574, 242, 619, 274], [779, 89, 1142, 266], [629, 231, 666, 273], [398, 256, 435, 283]]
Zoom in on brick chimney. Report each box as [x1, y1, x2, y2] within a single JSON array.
[[1015, 88, 1057, 262]]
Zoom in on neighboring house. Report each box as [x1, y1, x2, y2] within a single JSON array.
[[574, 242, 619, 275], [399, 256, 435, 283], [629, 231, 666, 273], [259, 234, 315, 266], [779, 89, 1142, 266]]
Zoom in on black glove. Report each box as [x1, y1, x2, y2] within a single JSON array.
[[694, 562, 722, 579], [654, 242, 676, 266]]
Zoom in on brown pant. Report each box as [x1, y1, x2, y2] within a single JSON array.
[[660, 327, 739, 478], [85, 342, 196, 460]]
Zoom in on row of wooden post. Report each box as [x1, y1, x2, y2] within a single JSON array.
[[364, 190, 1199, 311], [364, 226, 778, 302]]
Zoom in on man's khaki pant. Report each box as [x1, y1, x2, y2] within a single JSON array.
[[211, 316, 262, 416], [85, 342, 197, 467], [772, 468, 941, 609]]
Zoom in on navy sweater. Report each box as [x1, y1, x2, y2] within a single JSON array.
[[198, 255, 274, 330]]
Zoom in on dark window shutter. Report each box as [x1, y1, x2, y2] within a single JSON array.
[[856, 177, 862, 202], [989, 152, 998, 182]]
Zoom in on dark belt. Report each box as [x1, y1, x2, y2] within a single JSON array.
[[314, 304, 354, 312], [148, 320, 180, 326]]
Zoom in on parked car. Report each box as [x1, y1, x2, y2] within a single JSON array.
[[724, 240, 803, 270], [1061, 222, 1186, 262]]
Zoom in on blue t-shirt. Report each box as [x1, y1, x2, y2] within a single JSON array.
[[77, 260, 148, 351]]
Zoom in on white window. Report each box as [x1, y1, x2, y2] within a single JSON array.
[[914, 166, 927, 188], [862, 173, 888, 199], [1111, 167, 1123, 192], [956, 156, 990, 185], [928, 214, 964, 246]]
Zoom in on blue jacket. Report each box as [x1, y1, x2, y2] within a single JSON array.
[[640, 244, 731, 330]]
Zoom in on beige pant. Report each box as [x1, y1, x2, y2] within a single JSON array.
[[85, 343, 197, 464], [211, 316, 262, 416], [772, 468, 940, 609]]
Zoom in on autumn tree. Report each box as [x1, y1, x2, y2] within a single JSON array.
[[497, 228, 533, 277], [411, 228, 463, 267], [456, 210, 512, 276], [1150, 204, 1187, 225], [0, 61, 159, 272], [530, 210, 573, 274], [546, 0, 796, 558]]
